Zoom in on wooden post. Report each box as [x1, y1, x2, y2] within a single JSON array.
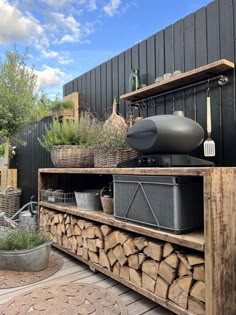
[[63, 92, 79, 121], [0, 168, 17, 188], [204, 168, 236, 315]]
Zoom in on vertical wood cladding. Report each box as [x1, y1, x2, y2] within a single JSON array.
[[14, 117, 53, 205], [63, 0, 236, 166], [14, 0, 236, 203], [15, 0, 236, 203]]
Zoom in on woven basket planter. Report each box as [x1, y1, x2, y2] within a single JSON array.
[[0, 187, 21, 218], [51, 145, 94, 168], [94, 148, 137, 168], [52, 107, 74, 119]]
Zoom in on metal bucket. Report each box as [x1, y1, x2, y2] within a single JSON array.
[[19, 211, 38, 230], [74, 190, 102, 211]]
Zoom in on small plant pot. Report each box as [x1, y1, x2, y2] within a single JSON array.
[[0, 240, 53, 272], [101, 196, 113, 214], [100, 187, 113, 214]]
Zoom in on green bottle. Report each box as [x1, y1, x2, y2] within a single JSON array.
[[134, 69, 140, 90], [129, 69, 140, 91]]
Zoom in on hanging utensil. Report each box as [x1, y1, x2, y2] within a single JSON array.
[[193, 87, 197, 122], [104, 97, 127, 130], [203, 86, 215, 157]]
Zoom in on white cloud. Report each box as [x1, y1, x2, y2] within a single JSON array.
[[35, 65, 66, 89], [41, 0, 96, 12], [88, 0, 96, 11], [59, 34, 79, 44], [41, 0, 70, 8], [50, 13, 78, 31], [0, 0, 44, 45], [41, 49, 73, 64], [34, 37, 50, 50], [50, 13, 94, 44], [104, 0, 121, 16], [50, 13, 81, 43]]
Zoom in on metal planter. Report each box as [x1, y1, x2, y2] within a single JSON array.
[[0, 240, 53, 272]]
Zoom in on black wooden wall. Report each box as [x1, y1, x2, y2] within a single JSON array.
[[12, 117, 53, 205], [15, 0, 236, 203], [64, 0, 236, 166]]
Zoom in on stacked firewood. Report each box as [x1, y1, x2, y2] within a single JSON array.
[[40, 207, 205, 315]]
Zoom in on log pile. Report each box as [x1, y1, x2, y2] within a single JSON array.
[[40, 207, 205, 315]]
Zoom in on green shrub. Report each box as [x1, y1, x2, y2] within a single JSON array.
[[38, 112, 100, 151], [0, 230, 50, 250], [0, 144, 16, 158], [96, 125, 129, 152], [51, 99, 74, 110]]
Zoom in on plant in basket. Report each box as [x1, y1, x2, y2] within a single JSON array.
[[38, 112, 99, 167], [94, 98, 137, 168], [94, 125, 137, 168]]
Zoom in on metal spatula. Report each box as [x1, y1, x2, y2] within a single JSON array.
[[204, 95, 215, 157]]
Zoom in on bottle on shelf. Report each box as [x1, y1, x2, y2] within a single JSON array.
[[128, 69, 140, 91]]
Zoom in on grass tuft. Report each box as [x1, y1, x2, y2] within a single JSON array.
[[0, 230, 50, 250]]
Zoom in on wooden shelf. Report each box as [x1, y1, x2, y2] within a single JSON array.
[[120, 59, 234, 102], [39, 167, 236, 315], [53, 243, 196, 315], [40, 201, 204, 252], [39, 167, 210, 176]]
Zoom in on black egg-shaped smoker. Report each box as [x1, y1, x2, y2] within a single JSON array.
[[119, 114, 214, 167], [127, 115, 204, 154]]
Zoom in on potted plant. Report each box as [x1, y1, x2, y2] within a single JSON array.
[[94, 124, 137, 168], [39, 112, 99, 167], [93, 98, 137, 168], [0, 229, 52, 271], [51, 98, 75, 119]]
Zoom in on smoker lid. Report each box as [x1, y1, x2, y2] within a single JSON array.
[[126, 115, 204, 154]]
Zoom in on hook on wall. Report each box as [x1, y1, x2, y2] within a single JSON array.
[[150, 97, 155, 108], [133, 102, 140, 110], [217, 75, 228, 87]]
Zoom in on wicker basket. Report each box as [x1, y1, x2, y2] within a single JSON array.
[[94, 148, 137, 168], [0, 187, 21, 218], [51, 145, 94, 168], [52, 107, 74, 118]]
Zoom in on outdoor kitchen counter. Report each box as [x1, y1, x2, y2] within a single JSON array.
[[38, 167, 236, 315]]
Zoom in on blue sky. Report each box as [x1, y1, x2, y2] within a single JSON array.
[[0, 0, 213, 99]]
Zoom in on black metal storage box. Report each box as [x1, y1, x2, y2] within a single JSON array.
[[113, 175, 203, 233]]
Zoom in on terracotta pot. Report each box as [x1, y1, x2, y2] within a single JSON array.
[[101, 196, 113, 214], [100, 187, 113, 214]]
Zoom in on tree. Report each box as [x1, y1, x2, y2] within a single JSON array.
[[0, 45, 41, 189]]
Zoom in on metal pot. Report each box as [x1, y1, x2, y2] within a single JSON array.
[[0, 241, 53, 272], [74, 190, 102, 211]]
